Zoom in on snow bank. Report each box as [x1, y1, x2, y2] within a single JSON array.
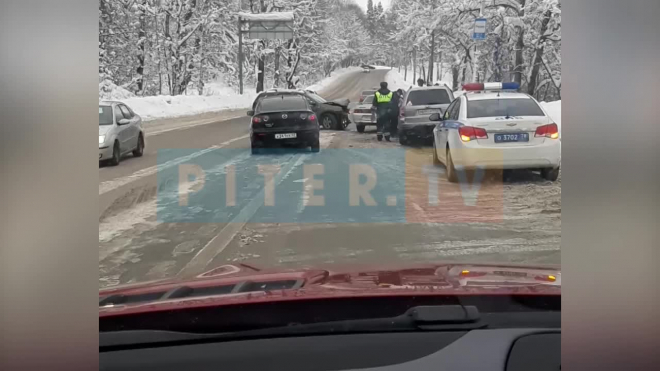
[[384, 69, 411, 91], [384, 68, 454, 91], [306, 66, 361, 92], [119, 90, 257, 121], [99, 80, 136, 100]]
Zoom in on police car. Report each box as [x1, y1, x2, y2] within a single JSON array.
[[430, 82, 561, 182]]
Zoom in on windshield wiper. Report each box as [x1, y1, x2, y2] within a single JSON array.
[[101, 305, 485, 350]]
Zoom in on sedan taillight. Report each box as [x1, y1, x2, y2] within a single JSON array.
[[535, 123, 559, 139], [458, 126, 488, 142]]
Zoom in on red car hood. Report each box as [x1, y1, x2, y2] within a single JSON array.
[[99, 262, 560, 317]]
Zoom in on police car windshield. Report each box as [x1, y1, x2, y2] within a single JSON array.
[[406, 89, 451, 105], [257, 97, 308, 112], [467, 98, 545, 118]]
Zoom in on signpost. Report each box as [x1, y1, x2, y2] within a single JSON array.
[[237, 12, 294, 95], [471, 17, 487, 82], [472, 18, 487, 40]]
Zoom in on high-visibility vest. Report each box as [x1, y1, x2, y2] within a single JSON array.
[[375, 91, 393, 103]]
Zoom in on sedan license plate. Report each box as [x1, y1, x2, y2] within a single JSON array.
[[417, 109, 439, 115], [494, 133, 529, 143], [274, 133, 297, 139]]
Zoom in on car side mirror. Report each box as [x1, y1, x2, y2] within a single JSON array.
[[247, 110, 254, 116], [429, 112, 442, 121], [117, 118, 130, 125]]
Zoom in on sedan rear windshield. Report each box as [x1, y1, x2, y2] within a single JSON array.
[[363, 96, 374, 104], [257, 97, 308, 112], [361, 90, 375, 96], [406, 89, 451, 106], [467, 98, 545, 118], [99, 106, 113, 125]]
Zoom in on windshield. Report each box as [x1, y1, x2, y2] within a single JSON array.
[[406, 89, 452, 105], [257, 97, 308, 112], [99, 106, 113, 125], [99, 0, 562, 330], [467, 99, 546, 118], [307, 92, 327, 103]]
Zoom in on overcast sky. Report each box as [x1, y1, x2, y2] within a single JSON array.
[[353, 0, 391, 12]]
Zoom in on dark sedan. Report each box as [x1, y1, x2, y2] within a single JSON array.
[[252, 89, 350, 130], [248, 95, 320, 154]]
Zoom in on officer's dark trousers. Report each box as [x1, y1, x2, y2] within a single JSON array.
[[376, 114, 390, 136]]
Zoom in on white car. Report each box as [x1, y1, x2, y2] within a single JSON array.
[[99, 101, 145, 166], [349, 95, 377, 133], [430, 83, 560, 182]]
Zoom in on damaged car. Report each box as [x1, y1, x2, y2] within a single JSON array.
[[252, 89, 351, 130]]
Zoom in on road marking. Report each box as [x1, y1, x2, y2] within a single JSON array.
[[99, 134, 249, 195], [147, 115, 246, 136], [176, 154, 308, 279], [176, 133, 337, 279]]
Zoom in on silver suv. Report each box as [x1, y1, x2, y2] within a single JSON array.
[[398, 85, 454, 145]]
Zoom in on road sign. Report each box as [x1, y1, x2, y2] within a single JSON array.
[[472, 18, 487, 40]]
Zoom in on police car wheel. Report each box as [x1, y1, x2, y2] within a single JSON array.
[[541, 167, 560, 181], [446, 148, 458, 183], [432, 141, 441, 165]]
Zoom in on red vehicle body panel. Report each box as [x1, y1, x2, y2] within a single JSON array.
[[100, 262, 560, 318]]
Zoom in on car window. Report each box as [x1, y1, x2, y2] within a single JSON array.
[[113, 106, 123, 122], [361, 90, 375, 96], [443, 100, 455, 120], [119, 105, 133, 119], [257, 97, 308, 112], [363, 96, 374, 104], [451, 99, 461, 120], [406, 89, 452, 106], [254, 92, 303, 109], [99, 106, 114, 126], [306, 92, 326, 103], [467, 98, 546, 118]]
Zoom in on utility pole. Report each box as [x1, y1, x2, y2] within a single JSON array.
[[238, 17, 243, 94]]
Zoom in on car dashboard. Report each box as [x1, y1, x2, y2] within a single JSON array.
[[100, 328, 560, 371]]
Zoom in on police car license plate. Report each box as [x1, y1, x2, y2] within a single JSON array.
[[494, 133, 529, 143], [275, 133, 297, 139], [417, 109, 439, 115]]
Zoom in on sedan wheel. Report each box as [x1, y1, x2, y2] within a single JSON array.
[[321, 114, 337, 130], [132, 134, 144, 157], [109, 141, 121, 166]]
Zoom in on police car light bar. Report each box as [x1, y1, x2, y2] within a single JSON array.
[[462, 82, 520, 91]]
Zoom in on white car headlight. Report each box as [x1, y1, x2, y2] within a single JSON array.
[[99, 135, 105, 144]]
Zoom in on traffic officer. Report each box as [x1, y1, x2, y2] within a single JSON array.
[[372, 82, 393, 142]]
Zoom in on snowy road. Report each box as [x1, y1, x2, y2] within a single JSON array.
[[99, 69, 560, 289]]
